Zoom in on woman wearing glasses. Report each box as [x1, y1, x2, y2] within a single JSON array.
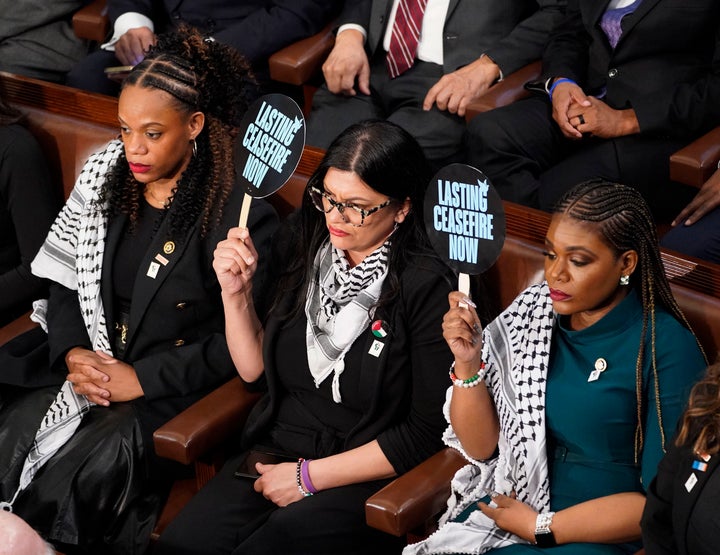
[[156, 120, 460, 554]]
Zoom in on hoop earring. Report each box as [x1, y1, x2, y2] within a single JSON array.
[[620, 275, 630, 286], [191, 139, 197, 158]]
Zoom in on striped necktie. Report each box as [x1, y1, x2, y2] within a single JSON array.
[[386, 0, 427, 79]]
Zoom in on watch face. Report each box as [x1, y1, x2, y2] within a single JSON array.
[[535, 530, 556, 548]]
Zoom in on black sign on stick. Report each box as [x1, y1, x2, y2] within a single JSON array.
[[424, 164, 506, 283], [233, 94, 305, 226]]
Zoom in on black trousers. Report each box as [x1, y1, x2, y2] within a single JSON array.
[[306, 57, 466, 167], [155, 449, 405, 555], [464, 95, 689, 219]]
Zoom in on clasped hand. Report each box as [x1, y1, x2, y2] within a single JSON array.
[[253, 462, 305, 507], [115, 27, 156, 67], [551, 81, 639, 140], [66, 347, 143, 405]]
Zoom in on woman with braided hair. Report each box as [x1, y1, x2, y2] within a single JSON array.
[[405, 180, 706, 555], [0, 26, 276, 554]]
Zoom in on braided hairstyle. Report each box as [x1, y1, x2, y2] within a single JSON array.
[[553, 179, 706, 462], [676, 362, 720, 455], [99, 24, 257, 237]]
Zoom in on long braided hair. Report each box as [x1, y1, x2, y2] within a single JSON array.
[[98, 25, 257, 238], [553, 180, 706, 462]]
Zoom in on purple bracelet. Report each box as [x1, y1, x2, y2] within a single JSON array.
[[301, 458, 318, 494]]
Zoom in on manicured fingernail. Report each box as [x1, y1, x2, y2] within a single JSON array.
[[461, 296, 476, 308]]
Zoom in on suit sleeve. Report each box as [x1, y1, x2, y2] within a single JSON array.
[[46, 281, 92, 370], [539, 0, 590, 83], [641, 437, 683, 555], [0, 127, 60, 312], [376, 263, 455, 474], [107, 0, 154, 24], [338, 0, 371, 27], [134, 197, 279, 400], [212, 0, 339, 64], [484, 0, 567, 77]]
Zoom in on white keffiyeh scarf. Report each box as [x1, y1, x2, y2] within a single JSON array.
[[0, 141, 122, 511], [305, 239, 389, 403], [404, 283, 555, 555]]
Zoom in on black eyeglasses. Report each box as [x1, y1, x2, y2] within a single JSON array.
[[308, 186, 393, 227]]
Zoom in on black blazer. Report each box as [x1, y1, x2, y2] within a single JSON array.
[[541, 0, 720, 139], [642, 435, 720, 555], [45, 184, 277, 436], [107, 0, 339, 64], [341, 0, 565, 76]]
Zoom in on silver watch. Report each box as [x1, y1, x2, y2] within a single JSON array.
[[534, 511, 556, 548]]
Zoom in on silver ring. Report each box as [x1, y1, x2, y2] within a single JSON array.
[[577, 114, 585, 125]]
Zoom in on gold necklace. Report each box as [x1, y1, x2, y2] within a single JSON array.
[[145, 184, 174, 209]]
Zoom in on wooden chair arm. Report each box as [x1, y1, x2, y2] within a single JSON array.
[[72, 0, 110, 43], [464, 60, 542, 121], [669, 126, 720, 188], [268, 21, 336, 86], [153, 377, 261, 465], [365, 447, 466, 537], [0, 312, 37, 348]]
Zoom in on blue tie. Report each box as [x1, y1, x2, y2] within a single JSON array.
[[600, 0, 643, 49]]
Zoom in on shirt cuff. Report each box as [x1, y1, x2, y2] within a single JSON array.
[[337, 23, 367, 43], [101, 12, 155, 50]]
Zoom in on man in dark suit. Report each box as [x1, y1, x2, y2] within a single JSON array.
[[66, 0, 339, 95], [466, 0, 720, 216], [306, 0, 565, 167]]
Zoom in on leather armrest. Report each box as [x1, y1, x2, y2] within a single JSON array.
[[464, 60, 542, 121], [153, 377, 261, 465], [72, 0, 110, 43], [268, 22, 336, 86], [365, 447, 466, 537], [0, 312, 37, 348], [669, 126, 720, 188]]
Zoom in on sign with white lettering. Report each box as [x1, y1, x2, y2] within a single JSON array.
[[234, 94, 305, 198], [424, 164, 505, 275]]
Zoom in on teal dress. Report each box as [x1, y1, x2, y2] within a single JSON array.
[[490, 290, 705, 554]]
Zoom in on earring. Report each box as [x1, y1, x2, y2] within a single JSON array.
[[191, 139, 197, 158], [620, 275, 630, 286]]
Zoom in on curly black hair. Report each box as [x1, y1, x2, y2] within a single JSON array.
[[98, 25, 257, 238]]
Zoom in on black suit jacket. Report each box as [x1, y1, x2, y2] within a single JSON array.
[[541, 0, 720, 139], [107, 0, 339, 64], [642, 436, 720, 555], [45, 185, 277, 436], [340, 0, 565, 77]]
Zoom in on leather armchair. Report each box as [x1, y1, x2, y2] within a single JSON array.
[[268, 21, 336, 114], [464, 60, 542, 121], [669, 126, 720, 188], [72, 0, 110, 43], [150, 377, 261, 539]]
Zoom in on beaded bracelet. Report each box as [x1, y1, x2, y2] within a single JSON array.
[[301, 458, 318, 494], [296, 458, 313, 497], [449, 361, 487, 388], [548, 77, 577, 101]]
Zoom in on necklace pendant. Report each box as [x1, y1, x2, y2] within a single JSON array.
[[587, 358, 608, 383]]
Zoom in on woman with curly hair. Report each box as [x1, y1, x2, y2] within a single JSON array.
[[0, 26, 276, 554], [641, 361, 720, 555]]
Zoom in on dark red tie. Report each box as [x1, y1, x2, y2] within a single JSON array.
[[386, 0, 427, 79]]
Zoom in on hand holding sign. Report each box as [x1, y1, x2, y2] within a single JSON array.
[[424, 164, 506, 299], [234, 94, 306, 226]]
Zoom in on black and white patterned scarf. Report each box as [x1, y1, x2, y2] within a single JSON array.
[[305, 239, 389, 403], [404, 283, 555, 554], [0, 141, 121, 511]]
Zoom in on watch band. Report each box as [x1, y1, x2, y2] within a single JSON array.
[[534, 511, 557, 548]]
